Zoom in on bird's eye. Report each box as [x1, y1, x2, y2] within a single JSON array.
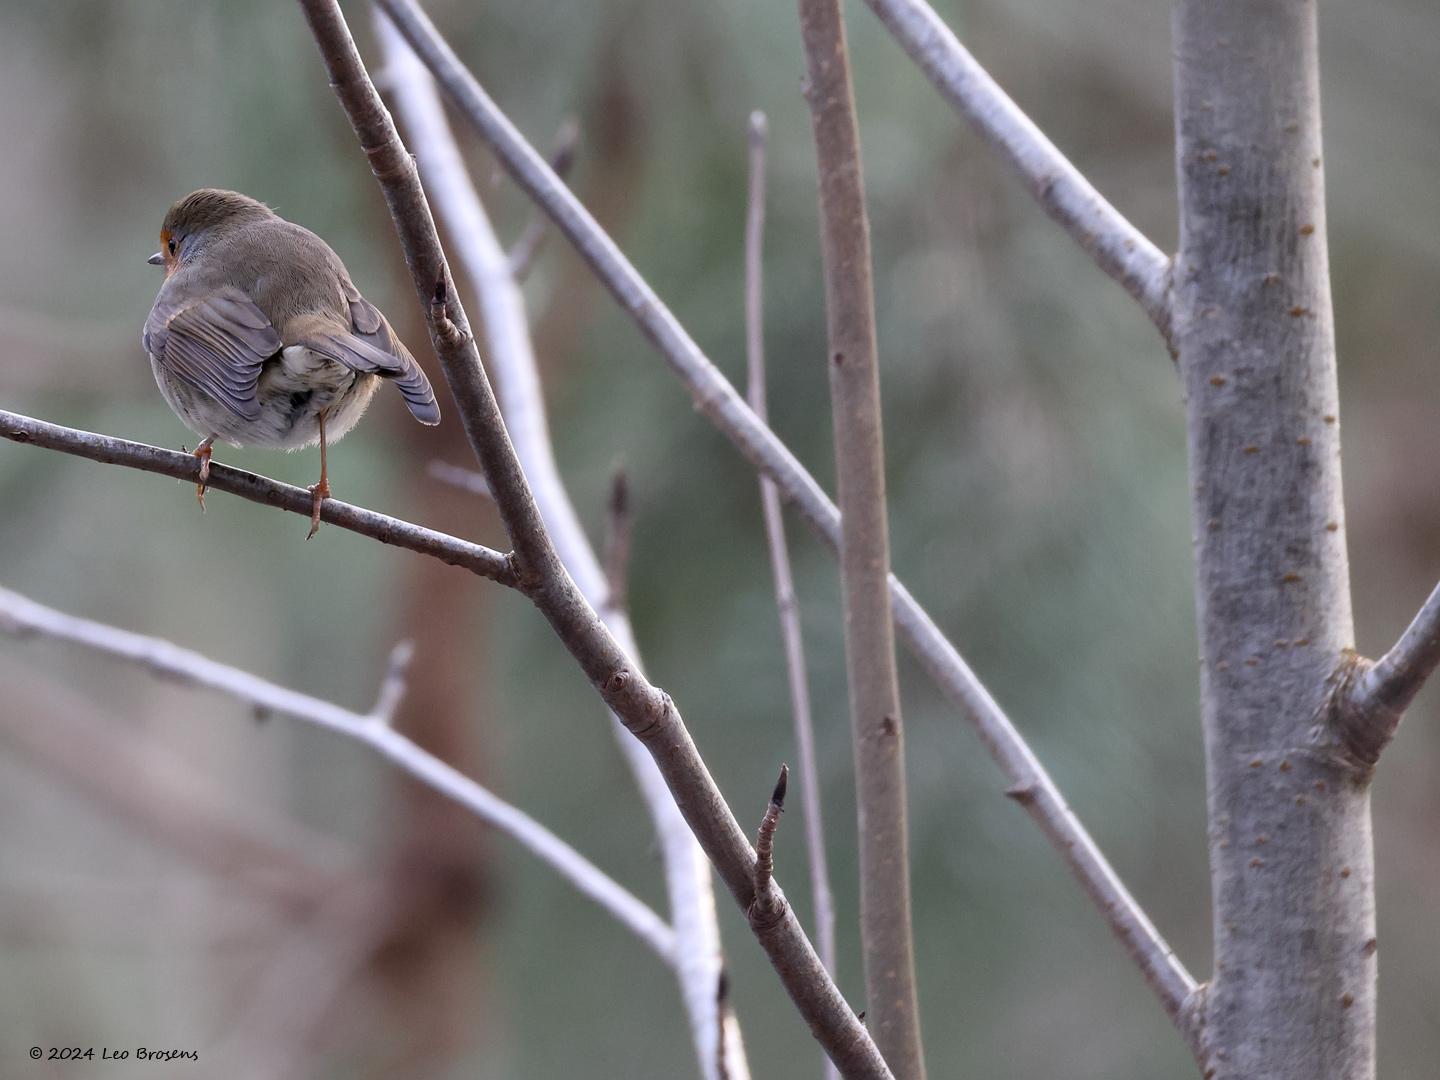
[[167, 237, 178, 255]]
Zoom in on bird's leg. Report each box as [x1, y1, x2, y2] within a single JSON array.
[[307, 410, 331, 540], [193, 436, 216, 510]]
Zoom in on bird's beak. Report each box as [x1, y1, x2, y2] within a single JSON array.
[[147, 252, 164, 266]]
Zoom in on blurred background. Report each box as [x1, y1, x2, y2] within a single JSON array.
[[1, 0, 1437, 1076]]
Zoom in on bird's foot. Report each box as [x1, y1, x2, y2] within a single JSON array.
[[192, 442, 214, 511], [306, 477, 331, 540]]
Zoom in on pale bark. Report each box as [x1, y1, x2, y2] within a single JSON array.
[[797, 1, 924, 1075], [1172, 3, 1374, 1076]]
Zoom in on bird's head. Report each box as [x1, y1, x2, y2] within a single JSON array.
[[149, 189, 276, 275]]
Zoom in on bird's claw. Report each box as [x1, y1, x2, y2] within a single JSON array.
[[306, 478, 331, 540], [193, 444, 213, 512]]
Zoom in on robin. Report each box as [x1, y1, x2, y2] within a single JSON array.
[[143, 188, 440, 538]]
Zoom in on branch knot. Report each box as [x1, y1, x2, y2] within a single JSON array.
[[1316, 651, 1396, 775]]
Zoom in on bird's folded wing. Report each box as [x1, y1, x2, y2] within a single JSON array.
[[144, 287, 282, 421], [295, 291, 441, 427]]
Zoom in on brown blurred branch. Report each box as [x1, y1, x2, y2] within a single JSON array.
[[299, 2, 880, 1074], [374, 0, 1197, 1029], [860, 0, 1172, 338], [0, 584, 677, 964], [1, 671, 353, 914], [221, 880, 398, 1080], [0, 410, 516, 586], [602, 466, 632, 618], [798, 2, 924, 1074], [743, 111, 839, 1066], [507, 117, 581, 281], [374, 18, 746, 1076]]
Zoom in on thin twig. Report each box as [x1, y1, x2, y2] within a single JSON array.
[[0, 409, 516, 585], [428, 459, 492, 500], [369, 639, 415, 723], [860, 0, 1172, 338], [744, 110, 839, 1051], [751, 764, 788, 916], [507, 117, 581, 281], [374, 20, 746, 1078], [0, 583, 677, 965], [300, 4, 881, 1074], [376, 0, 1196, 1026], [797, 2, 924, 1074]]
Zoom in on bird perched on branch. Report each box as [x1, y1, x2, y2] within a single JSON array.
[[143, 188, 440, 537]]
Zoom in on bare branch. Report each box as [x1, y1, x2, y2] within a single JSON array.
[[373, 0, 1198, 1026], [0, 584, 676, 965], [373, 20, 746, 1077], [507, 117, 580, 281], [745, 110, 839, 1080], [798, 2, 924, 1073], [860, 0, 1172, 337], [300, 3, 881, 1073], [0, 409, 516, 586]]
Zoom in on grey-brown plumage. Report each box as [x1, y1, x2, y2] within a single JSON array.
[[143, 189, 439, 534]]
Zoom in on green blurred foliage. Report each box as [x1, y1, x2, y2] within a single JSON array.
[[0, 0, 1437, 1077]]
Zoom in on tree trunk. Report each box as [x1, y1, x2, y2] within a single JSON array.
[[1172, 3, 1376, 1077]]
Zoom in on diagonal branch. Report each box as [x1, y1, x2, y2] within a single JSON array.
[[0, 583, 676, 965], [374, 16, 748, 1078], [375, 0, 1197, 1026], [860, 0, 1172, 338], [297, 3, 885, 1074], [0, 410, 516, 586], [797, 1, 925, 1074]]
